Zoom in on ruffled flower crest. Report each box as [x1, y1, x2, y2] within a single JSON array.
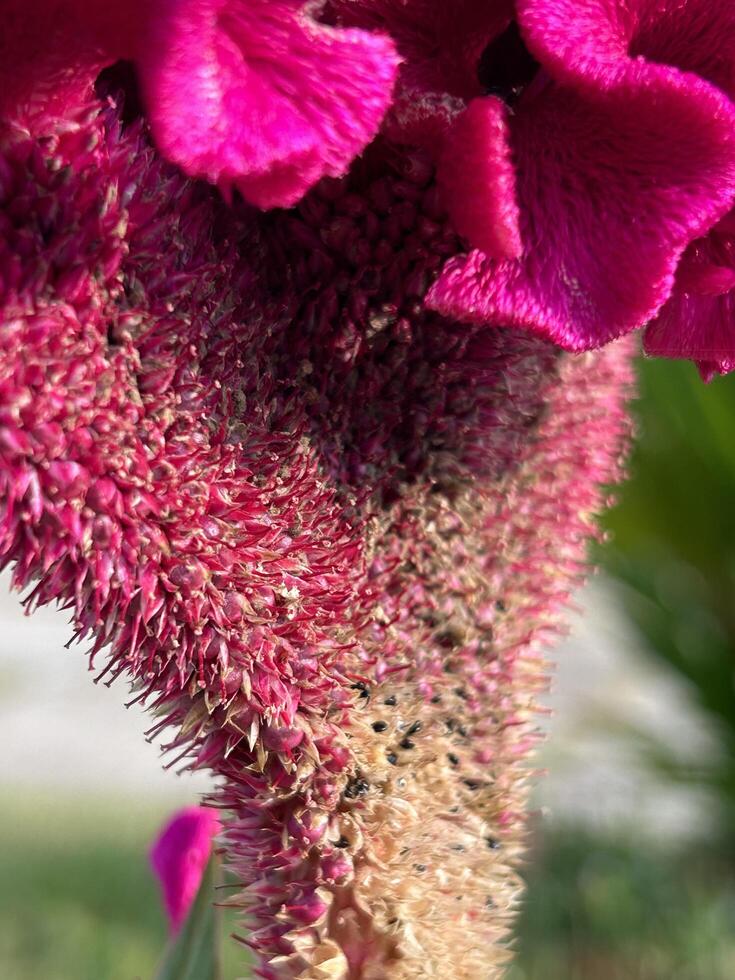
[[1, 0, 400, 207], [334, 0, 735, 367], [430, 0, 735, 354], [631, 2, 735, 377], [645, 212, 735, 379], [137, 0, 400, 207]]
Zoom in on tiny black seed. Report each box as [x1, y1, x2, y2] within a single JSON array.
[[399, 737, 415, 750], [463, 779, 481, 791], [372, 721, 388, 733], [495, 599, 507, 612], [406, 721, 422, 736], [446, 718, 456, 732], [415, 864, 427, 873], [454, 687, 468, 701], [430, 694, 442, 704], [344, 777, 370, 799], [334, 836, 350, 848], [359, 689, 369, 699], [457, 725, 468, 738], [485, 896, 495, 910], [387, 917, 399, 925], [384, 695, 397, 706], [386, 752, 398, 765], [351, 681, 368, 691], [450, 843, 466, 852], [448, 753, 460, 766], [486, 837, 501, 850]]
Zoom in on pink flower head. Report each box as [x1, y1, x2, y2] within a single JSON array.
[[0, 4, 641, 978], [150, 806, 221, 933], [644, 211, 735, 379], [1, 0, 399, 208], [629, 0, 735, 379], [138, 0, 400, 208], [337, 0, 735, 367]]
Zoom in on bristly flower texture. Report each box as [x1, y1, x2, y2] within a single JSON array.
[[1, 1, 732, 977]]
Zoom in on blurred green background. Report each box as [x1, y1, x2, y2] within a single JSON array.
[[2, 356, 735, 979]]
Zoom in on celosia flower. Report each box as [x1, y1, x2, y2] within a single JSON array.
[[645, 211, 735, 380], [151, 805, 221, 934], [1, 0, 399, 206], [0, 4, 658, 979], [335, 0, 735, 366]]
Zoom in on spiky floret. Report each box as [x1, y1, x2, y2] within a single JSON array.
[[0, 99, 632, 978]]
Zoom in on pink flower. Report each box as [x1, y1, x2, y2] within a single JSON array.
[[335, 0, 735, 367], [137, 0, 399, 208], [0, 6, 637, 978], [151, 806, 221, 933], [1, 0, 399, 207], [644, 210, 735, 378]]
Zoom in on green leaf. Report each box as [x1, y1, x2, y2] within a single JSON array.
[[154, 857, 222, 980]]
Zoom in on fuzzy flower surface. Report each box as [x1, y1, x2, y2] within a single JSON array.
[[1, 1, 711, 978]]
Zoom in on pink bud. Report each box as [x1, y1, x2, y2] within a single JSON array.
[[149, 806, 221, 934]]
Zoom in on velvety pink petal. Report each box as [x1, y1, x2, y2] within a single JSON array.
[[674, 228, 735, 297], [518, 0, 735, 100], [329, 0, 513, 101], [437, 97, 521, 260], [695, 357, 735, 381], [137, 0, 399, 209], [644, 290, 735, 371], [150, 806, 221, 934], [428, 71, 735, 350], [643, 216, 735, 375]]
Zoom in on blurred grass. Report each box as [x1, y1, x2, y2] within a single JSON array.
[[0, 793, 168, 980], [1, 793, 734, 979], [0, 793, 246, 980], [514, 828, 735, 980]]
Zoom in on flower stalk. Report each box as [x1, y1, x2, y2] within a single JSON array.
[[3, 0, 732, 976]]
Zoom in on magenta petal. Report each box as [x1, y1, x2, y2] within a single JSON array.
[[137, 0, 399, 209], [644, 289, 735, 377], [644, 215, 735, 372], [428, 72, 735, 350], [644, 288, 735, 369], [695, 357, 735, 381], [150, 806, 221, 934], [438, 98, 522, 260], [518, 0, 735, 101], [677, 262, 735, 298]]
